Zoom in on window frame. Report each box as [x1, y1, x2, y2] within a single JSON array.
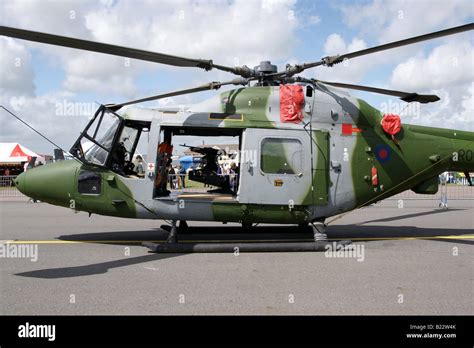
[[70, 105, 124, 168]]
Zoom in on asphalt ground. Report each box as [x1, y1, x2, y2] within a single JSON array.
[[0, 196, 473, 315]]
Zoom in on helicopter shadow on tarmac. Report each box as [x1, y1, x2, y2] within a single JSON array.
[[14, 216, 473, 279], [14, 226, 313, 279], [352, 207, 463, 225], [330, 207, 473, 246], [14, 252, 179, 279], [55, 210, 474, 245]]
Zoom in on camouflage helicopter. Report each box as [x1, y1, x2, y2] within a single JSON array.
[[1, 23, 473, 252]]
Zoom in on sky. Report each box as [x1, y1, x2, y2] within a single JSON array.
[[0, 0, 473, 155]]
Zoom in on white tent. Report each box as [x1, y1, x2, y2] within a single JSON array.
[[0, 143, 45, 164]]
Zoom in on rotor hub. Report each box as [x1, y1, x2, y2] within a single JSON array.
[[254, 61, 278, 74]]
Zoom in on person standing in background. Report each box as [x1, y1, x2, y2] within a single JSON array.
[[179, 165, 186, 189], [169, 165, 176, 189]]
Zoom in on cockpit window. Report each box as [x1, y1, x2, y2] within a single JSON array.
[[119, 126, 139, 159], [84, 117, 120, 165], [71, 106, 149, 177], [87, 110, 120, 150], [109, 125, 140, 176], [82, 110, 120, 166], [71, 106, 122, 166]]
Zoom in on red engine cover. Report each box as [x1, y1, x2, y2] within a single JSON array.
[[280, 84, 305, 124], [381, 114, 402, 136]]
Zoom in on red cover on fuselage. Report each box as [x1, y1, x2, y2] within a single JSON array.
[[280, 85, 305, 124]]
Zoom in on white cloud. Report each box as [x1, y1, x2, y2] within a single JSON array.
[[328, 0, 473, 131], [1, 0, 299, 97], [0, 0, 300, 152], [61, 53, 139, 97], [340, 0, 474, 43], [390, 41, 474, 91], [323, 33, 346, 55], [388, 39, 473, 131], [0, 33, 92, 154], [0, 38, 35, 97], [398, 82, 473, 131], [323, 34, 367, 56], [332, 0, 473, 83], [307, 15, 321, 26], [307, 33, 370, 83], [1, 0, 96, 38], [1, 91, 94, 154]]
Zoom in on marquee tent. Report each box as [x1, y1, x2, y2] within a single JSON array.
[[0, 143, 45, 164]]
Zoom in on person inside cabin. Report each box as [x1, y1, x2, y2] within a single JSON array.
[[110, 141, 127, 176], [154, 131, 174, 196], [161, 159, 173, 192], [134, 155, 145, 178], [229, 162, 239, 194]]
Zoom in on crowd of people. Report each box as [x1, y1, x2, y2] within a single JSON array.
[[160, 161, 239, 193], [217, 162, 239, 192], [167, 164, 187, 189]]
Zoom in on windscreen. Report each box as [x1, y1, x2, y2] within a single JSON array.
[[71, 106, 122, 166]]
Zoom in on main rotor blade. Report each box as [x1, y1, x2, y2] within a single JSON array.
[[332, 23, 474, 65], [284, 23, 474, 75], [316, 80, 440, 104], [108, 77, 249, 110], [0, 26, 232, 72]]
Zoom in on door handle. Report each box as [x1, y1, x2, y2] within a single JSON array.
[[246, 161, 254, 172]]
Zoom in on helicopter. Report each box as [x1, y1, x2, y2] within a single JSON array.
[[1, 23, 473, 252]]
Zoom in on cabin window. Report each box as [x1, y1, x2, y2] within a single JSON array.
[[78, 170, 102, 194], [260, 138, 303, 174]]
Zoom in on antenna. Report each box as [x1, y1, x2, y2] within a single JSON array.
[[0, 105, 81, 164]]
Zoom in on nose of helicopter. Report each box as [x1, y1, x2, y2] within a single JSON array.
[[13, 171, 26, 193], [14, 161, 79, 207]]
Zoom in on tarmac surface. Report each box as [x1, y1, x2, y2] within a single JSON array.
[[0, 195, 473, 315]]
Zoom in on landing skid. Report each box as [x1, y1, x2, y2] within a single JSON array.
[[142, 240, 352, 253], [143, 220, 352, 253]]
